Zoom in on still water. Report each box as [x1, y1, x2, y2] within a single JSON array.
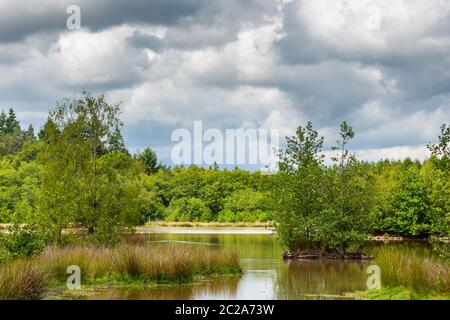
[[85, 233, 428, 300]]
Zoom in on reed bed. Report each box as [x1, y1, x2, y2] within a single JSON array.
[[374, 245, 449, 293], [0, 259, 50, 300], [0, 243, 241, 299]]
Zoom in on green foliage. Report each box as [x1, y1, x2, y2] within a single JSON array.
[[387, 165, 430, 236], [323, 122, 371, 252], [218, 188, 267, 222], [271, 122, 327, 249], [35, 92, 139, 245], [136, 147, 159, 175], [273, 122, 372, 253], [0, 101, 448, 253], [167, 197, 212, 222], [0, 224, 46, 259], [138, 189, 165, 223]]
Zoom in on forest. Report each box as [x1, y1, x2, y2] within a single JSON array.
[[0, 92, 448, 259]]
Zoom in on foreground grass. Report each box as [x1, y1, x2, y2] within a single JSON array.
[[146, 221, 274, 228], [0, 244, 241, 300], [348, 245, 449, 300], [374, 245, 449, 293]]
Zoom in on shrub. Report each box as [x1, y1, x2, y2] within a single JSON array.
[[0, 224, 46, 258]]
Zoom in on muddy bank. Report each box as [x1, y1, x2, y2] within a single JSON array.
[[283, 249, 374, 260]]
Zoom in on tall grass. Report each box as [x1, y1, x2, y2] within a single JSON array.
[[374, 245, 449, 293], [0, 243, 240, 299], [0, 260, 50, 300]]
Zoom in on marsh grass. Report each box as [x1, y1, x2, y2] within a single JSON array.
[[0, 243, 240, 299], [0, 259, 50, 300], [374, 245, 449, 293]]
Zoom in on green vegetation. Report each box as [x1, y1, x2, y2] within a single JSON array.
[[0, 94, 448, 249], [271, 121, 449, 254], [0, 243, 240, 300], [0, 259, 49, 300], [347, 244, 450, 300], [373, 245, 449, 294], [0, 91, 448, 300], [349, 287, 449, 300]]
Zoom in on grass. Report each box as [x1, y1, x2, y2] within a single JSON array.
[[374, 245, 449, 293], [0, 243, 241, 300], [350, 287, 450, 300], [146, 221, 274, 228], [347, 245, 450, 300], [0, 259, 50, 300]]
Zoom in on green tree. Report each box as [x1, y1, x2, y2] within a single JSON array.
[[324, 121, 371, 253], [37, 92, 140, 244], [167, 197, 212, 222], [136, 147, 159, 175], [427, 123, 450, 159], [388, 165, 429, 236], [272, 122, 326, 249]]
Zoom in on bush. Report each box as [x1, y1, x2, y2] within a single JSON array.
[[0, 224, 46, 258]]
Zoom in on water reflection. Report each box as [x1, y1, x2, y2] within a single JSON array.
[[83, 233, 429, 300]]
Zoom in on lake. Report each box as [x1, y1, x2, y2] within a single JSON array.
[[82, 232, 430, 300]]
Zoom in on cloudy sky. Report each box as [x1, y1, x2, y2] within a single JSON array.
[[1, 0, 449, 166]]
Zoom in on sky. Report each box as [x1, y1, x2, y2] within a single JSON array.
[[0, 0, 449, 167]]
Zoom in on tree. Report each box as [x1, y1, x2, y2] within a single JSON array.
[[107, 124, 129, 154], [136, 147, 159, 175], [1, 109, 20, 135], [272, 122, 326, 249], [167, 197, 212, 222], [428, 123, 450, 159], [388, 165, 429, 236], [37, 92, 140, 244], [324, 121, 371, 253]]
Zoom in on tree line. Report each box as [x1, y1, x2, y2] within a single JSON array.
[[0, 92, 448, 257]]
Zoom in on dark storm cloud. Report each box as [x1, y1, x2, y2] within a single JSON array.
[[0, 0, 208, 43]]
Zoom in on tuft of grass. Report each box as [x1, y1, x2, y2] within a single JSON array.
[[0, 259, 50, 300], [373, 245, 449, 294]]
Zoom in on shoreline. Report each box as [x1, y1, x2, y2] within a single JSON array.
[[136, 226, 275, 235]]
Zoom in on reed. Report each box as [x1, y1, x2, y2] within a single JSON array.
[[374, 245, 449, 293], [0, 259, 50, 300], [0, 243, 241, 299]]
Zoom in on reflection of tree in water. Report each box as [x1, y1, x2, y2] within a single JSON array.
[[275, 259, 369, 299]]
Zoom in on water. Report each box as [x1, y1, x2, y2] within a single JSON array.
[[84, 232, 430, 300]]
